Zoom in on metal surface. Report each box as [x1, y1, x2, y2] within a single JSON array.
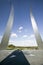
[[0, 5, 14, 50], [30, 12, 43, 49]]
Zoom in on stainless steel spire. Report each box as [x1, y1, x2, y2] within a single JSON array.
[[0, 5, 14, 50], [30, 12, 43, 49]]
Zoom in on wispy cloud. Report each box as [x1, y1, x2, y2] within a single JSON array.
[[18, 26, 23, 33], [29, 34, 35, 39], [0, 36, 2, 38], [0, 35, 2, 43], [11, 33, 17, 38], [23, 35, 28, 38], [9, 34, 37, 46], [9, 39, 37, 47], [22, 34, 35, 39], [19, 26, 23, 30]]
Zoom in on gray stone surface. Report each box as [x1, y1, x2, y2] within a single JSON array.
[[0, 50, 43, 65]]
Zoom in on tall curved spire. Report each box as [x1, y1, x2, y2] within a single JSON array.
[[30, 11, 43, 49], [0, 5, 14, 50]]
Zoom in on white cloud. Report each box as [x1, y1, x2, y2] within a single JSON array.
[[18, 26, 23, 33], [0, 35, 2, 43], [19, 26, 23, 30], [22, 34, 35, 39], [9, 39, 37, 47], [11, 33, 17, 38], [9, 34, 38, 47], [23, 35, 28, 38], [29, 34, 35, 39], [0, 36, 2, 38]]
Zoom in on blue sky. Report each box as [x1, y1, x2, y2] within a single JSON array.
[[0, 0, 43, 46]]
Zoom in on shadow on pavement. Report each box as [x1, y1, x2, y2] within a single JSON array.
[[0, 50, 30, 65]]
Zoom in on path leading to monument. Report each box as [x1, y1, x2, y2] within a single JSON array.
[[0, 50, 43, 65]]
